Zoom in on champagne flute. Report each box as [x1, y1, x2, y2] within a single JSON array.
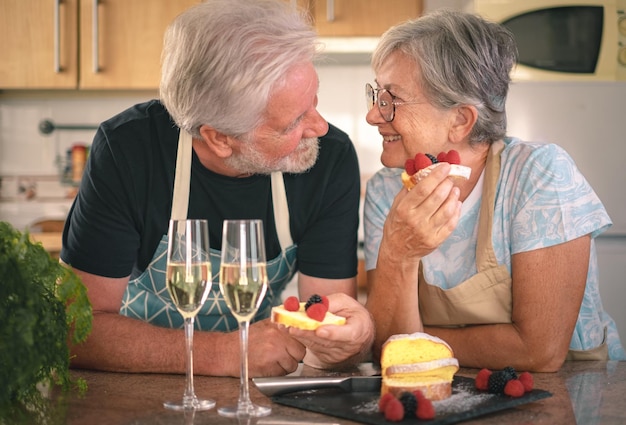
[[164, 219, 215, 411], [218, 219, 271, 418]]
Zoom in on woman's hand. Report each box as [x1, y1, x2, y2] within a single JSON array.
[[382, 162, 462, 262]]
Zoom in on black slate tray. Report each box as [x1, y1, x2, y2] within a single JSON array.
[[272, 376, 552, 425]]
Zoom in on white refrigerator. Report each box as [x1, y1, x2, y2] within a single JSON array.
[[506, 81, 626, 341]]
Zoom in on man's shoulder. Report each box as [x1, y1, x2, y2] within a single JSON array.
[[101, 99, 173, 133], [320, 123, 354, 151], [323, 122, 351, 142]]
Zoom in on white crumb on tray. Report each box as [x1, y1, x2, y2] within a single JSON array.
[[352, 380, 496, 417], [433, 383, 494, 414]]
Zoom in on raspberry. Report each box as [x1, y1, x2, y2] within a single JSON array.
[[305, 303, 327, 321], [383, 397, 404, 422], [320, 295, 329, 308], [475, 368, 492, 391], [398, 392, 417, 418], [436, 151, 448, 163], [412, 389, 427, 401], [378, 393, 395, 412], [518, 371, 534, 392], [414, 153, 432, 171], [304, 294, 323, 310], [405, 158, 417, 175], [487, 370, 511, 394], [446, 149, 461, 164], [416, 397, 435, 420], [283, 296, 300, 312], [504, 379, 525, 398]]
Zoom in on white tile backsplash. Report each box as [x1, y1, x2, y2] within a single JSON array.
[[0, 66, 384, 198]]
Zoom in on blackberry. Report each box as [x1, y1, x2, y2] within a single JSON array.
[[502, 366, 518, 380], [425, 153, 438, 164], [487, 370, 511, 394], [304, 294, 323, 310], [398, 392, 417, 418]]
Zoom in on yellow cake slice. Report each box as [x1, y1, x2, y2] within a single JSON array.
[[271, 302, 346, 331], [380, 332, 459, 400]]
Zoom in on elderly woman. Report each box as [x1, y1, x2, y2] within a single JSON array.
[[363, 9, 625, 372]]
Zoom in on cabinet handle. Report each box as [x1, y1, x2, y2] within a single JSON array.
[[54, 0, 61, 73], [92, 0, 100, 73], [327, 0, 335, 22]]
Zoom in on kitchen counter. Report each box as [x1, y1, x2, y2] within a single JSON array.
[[5, 361, 625, 424], [29, 231, 63, 255]]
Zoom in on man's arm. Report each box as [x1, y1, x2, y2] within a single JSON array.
[[68, 267, 307, 377], [297, 272, 357, 300]]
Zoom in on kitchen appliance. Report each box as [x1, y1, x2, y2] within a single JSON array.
[[475, 0, 626, 81]]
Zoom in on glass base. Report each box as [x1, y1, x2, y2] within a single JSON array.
[[163, 398, 216, 411], [218, 403, 271, 418]]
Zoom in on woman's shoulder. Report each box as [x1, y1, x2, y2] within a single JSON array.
[[501, 137, 580, 180], [366, 167, 403, 191], [502, 137, 572, 164]]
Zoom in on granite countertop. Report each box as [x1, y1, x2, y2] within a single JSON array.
[[4, 361, 624, 424]]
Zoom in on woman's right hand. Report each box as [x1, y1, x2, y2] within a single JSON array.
[[382, 162, 462, 262]]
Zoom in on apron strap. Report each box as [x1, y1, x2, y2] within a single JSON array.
[[170, 129, 294, 250], [271, 171, 294, 250], [476, 140, 505, 271], [170, 130, 193, 220]]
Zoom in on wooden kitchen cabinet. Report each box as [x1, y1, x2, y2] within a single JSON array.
[[0, 0, 199, 90], [79, 0, 199, 89], [1, 0, 421, 90], [0, 0, 79, 89], [295, 0, 422, 36]]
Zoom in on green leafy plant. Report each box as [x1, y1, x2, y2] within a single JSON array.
[[0, 221, 92, 414]]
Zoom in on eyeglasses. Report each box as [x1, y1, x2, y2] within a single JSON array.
[[365, 83, 425, 122]]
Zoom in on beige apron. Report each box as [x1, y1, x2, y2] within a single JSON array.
[[418, 141, 607, 360]]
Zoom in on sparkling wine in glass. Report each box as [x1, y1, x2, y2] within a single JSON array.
[[218, 219, 271, 418], [163, 219, 215, 411]]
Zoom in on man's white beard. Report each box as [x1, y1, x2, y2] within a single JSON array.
[[225, 137, 320, 175]]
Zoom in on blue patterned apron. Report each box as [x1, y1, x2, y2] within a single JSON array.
[[120, 130, 297, 331]]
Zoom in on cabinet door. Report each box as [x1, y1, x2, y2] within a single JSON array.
[[79, 0, 199, 89], [304, 0, 422, 36], [0, 0, 78, 89]]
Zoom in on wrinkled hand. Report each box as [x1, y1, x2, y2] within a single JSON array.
[[383, 162, 462, 261], [220, 318, 306, 378], [285, 293, 374, 369]]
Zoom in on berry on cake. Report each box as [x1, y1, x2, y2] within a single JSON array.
[[380, 332, 459, 401], [271, 294, 346, 330], [401, 150, 471, 190]]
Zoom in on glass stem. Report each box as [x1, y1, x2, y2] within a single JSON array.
[[183, 316, 196, 406], [238, 320, 251, 406]]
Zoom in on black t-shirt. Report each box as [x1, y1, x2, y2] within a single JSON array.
[[61, 100, 360, 281]]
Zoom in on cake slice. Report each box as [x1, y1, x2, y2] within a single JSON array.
[[271, 302, 346, 331], [380, 332, 459, 400], [402, 150, 471, 190]]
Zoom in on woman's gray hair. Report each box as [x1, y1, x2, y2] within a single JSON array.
[[160, 0, 320, 139], [372, 9, 518, 145]]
